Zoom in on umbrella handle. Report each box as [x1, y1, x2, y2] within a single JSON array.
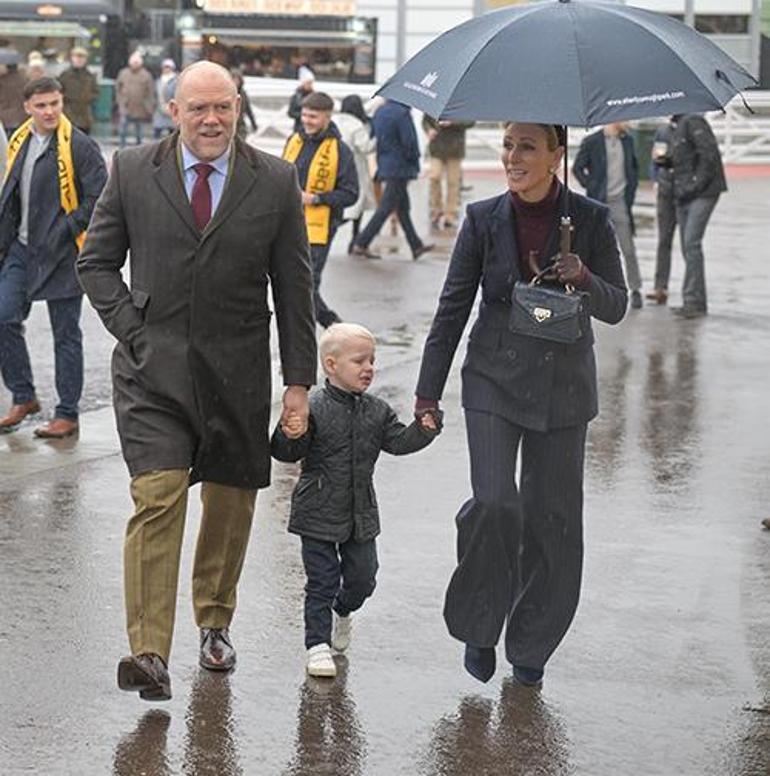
[[559, 216, 573, 259]]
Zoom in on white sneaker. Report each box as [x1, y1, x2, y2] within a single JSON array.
[[331, 613, 352, 652], [306, 643, 337, 678]]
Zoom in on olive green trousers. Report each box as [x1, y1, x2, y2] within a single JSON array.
[[124, 469, 257, 662]]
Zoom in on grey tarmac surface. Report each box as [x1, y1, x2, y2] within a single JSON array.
[[1, 171, 769, 776]]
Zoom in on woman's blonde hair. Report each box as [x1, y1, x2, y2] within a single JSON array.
[[319, 323, 376, 361]]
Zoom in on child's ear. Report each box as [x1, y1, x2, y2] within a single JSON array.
[[323, 354, 336, 374]]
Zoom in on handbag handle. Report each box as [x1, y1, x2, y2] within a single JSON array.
[[530, 261, 575, 294]]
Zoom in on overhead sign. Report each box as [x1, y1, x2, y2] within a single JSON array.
[[203, 0, 357, 14], [36, 4, 63, 15]]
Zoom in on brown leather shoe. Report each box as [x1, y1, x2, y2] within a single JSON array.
[[0, 400, 41, 433], [645, 288, 668, 305], [412, 243, 436, 261], [199, 627, 236, 672], [118, 653, 172, 701], [34, 418, 79, 438], [350, 244, 381, 260]]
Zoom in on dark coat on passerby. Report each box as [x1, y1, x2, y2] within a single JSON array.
[[115, 65, 155, 121], [650, 123, 675, 196], [416, 187, 627, 432], [77, 133, 317, 488], [670, 114, 726, 203], [372, 100, 420, 180], [289, 121, 359, 232], [421, 115, 473, 160], [59, 65, 99, 131], [237, 84, 257, 139], [271, 380, 438, 543], [0, 121, 7, 181], [0, 127, 107, 300], [572, 128, 638, 228], [0, 67, 27, 130], [288, 85, 313, 132]]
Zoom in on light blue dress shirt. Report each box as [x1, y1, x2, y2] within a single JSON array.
[[180, 142, 230, 217]]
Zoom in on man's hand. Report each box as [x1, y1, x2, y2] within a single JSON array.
[[282, 385, 309, 436], [300, 191, 315, 206]]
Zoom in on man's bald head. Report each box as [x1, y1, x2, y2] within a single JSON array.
[[170, 60, 241, 161], [175, 60, 237, 101]]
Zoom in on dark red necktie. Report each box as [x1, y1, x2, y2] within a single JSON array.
[[191, 163, 214, 232]]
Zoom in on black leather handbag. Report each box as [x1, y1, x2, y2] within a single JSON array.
[[509, 264, 589, 344]]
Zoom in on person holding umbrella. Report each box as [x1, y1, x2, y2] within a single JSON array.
[[414, 122, 627, 686]]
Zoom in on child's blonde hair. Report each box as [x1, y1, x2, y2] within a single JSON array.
[[319, 323, 376, 363]]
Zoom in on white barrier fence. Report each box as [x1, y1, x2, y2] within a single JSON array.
[[244, 77, 770, 167]]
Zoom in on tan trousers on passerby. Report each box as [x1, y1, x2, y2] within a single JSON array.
[[429, 157, 462, 221], [124, 469, 257, 662]]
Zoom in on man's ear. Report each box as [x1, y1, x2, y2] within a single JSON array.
[[168, 99, 180, 127]]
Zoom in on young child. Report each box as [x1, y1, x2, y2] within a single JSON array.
[[271, 323, 441, 678]]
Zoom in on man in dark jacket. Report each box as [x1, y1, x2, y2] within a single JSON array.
[[283, 91, 358, 328], [272, 322, 440, 677], [77, 62, 316, 702], [350, 99, 434, 261], [668, 114, 726, 318], [0, 77, 107, 437], [287, 65, 314, 133], [647, 121, 677, 304], [58, 47, 99, 134], [573, 122, 642, 308]]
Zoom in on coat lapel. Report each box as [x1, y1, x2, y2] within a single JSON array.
[[152, 135, 198, 238], [490, 193, 522, 282], [202, 140, 259, 241]]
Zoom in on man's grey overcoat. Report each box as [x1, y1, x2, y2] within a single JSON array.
[[77, 133, 317, 488]]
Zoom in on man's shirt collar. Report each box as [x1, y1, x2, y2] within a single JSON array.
[[181, 141, 231, 177]]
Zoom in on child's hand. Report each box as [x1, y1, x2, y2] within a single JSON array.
[[416, 408, 442, 433], [281, 411, 307, 439], [419, 412, 437, 431]]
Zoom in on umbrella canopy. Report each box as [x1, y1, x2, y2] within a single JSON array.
[[377, 0, 756, 127]]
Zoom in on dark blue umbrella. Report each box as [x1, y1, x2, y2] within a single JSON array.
[[377, 0, 756, 248], [377, 0, 755, 126]]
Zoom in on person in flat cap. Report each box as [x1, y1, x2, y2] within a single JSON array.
[[59, 46, 99, 134]]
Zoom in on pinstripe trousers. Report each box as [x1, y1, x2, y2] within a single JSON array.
[[444, 410, 586, 670]]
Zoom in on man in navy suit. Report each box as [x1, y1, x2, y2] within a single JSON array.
[[573, 123, 642, 309]]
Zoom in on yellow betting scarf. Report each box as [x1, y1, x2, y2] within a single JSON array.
[[283, 132, 339, 245], [5, 114, 86, 251]]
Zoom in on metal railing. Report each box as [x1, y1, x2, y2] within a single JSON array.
[[243, 77, 770, 167]]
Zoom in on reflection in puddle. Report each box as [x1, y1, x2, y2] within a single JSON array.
[[113, 710, 171, 776], [283, 658, 366, 776], [422, 680, 572, 776]]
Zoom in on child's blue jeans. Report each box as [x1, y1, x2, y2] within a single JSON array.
[[301, 535, 378, 649]]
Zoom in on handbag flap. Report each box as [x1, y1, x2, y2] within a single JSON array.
[[512, 283, 583, 325]]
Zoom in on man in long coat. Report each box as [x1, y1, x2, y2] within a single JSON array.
[[77, 61, 316, 701], [58, 46, 99, 135]]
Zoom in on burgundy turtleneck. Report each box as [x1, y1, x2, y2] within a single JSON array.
[[509, 177, 561, 281]]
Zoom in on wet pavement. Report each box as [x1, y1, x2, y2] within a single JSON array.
[[1, 171, 769, 775]]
